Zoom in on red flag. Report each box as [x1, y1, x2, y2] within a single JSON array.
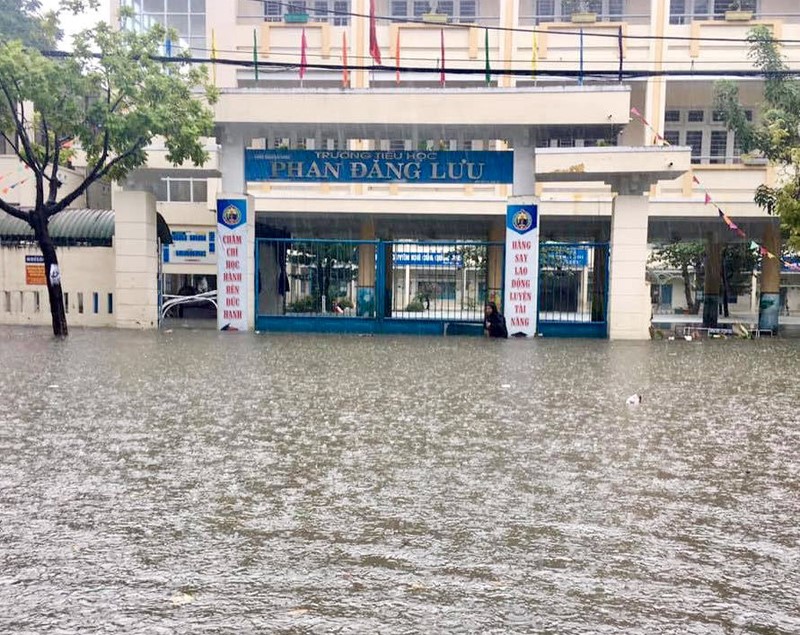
[[300, 28, 308, 80], [630, 107, 642, 118], [395, 28, 401, 86], [440, 29, 445, 87], [704, 192, 711, 205], [735, 229, 747, 238], [369, 0, 381, 64], [342, 31, 349, 88]]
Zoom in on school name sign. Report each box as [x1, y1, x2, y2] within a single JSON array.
[[244, 150, 514, 184]]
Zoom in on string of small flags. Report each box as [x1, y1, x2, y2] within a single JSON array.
[[630, 107, 800, 272], [0, 163, 31, 196]]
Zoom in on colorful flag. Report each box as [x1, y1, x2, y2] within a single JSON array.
[[369, 0, 381, 64], [704, 192, 712, 204], [440, 28, 445, 87], [692, 175, 700, 184], [395, 28, 401, 86], [165, 38, 172, 57], [735, 229, 747, 238], [253, 29, 259, 82], [343, 31, 350, 88], [484, 28, 491, 85], [300, 28, 308, 80]]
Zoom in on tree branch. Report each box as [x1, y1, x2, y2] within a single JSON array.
[[0, 198, 31, 223], [40, 111, 51, 169], [10, 77, 42, 175], [48, 137, 144, 217], [0, 78, 38, 173], [47, 140, 61, 204]]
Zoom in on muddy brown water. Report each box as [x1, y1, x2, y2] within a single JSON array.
[[0, 327, 798, 634]]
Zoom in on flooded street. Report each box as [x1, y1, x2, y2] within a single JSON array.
[[0, 327, 798, 634]]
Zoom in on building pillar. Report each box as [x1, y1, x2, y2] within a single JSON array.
[[357, 218, 376, 316], [217, 129, 255, 331], [114, 190, 159, 329], [703, 235, 722, 328], [487, 218, 504, 309], [759, 222, 781, 331], [512, 142, 535, 197], [591, 244, 608, 322], [643, 0, 668, 147], [608, 185, 650, 340]]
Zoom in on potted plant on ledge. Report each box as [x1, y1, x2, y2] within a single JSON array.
[[284, 5, 310, 23], [564, 0, 598, 24], [422, 0, 448, 23], [724, 1, 754, 22]]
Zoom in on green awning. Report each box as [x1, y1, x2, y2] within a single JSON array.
[[0, 208, 173, 246]]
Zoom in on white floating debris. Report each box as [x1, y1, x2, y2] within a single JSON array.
[[626, 394, 642, 406], [500, 384, 511, 389], [684, 334, 693, 341], [170, 592, 194, 606]]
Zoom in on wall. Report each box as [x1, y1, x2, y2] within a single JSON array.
[[0, 245, 116, 327]]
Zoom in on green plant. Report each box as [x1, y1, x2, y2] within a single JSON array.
[[405, 300, 425, 312], [336, 297, 354, 309], [287, 295, 319, 313]]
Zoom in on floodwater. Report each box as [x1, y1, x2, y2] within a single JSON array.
[[0, 327, 798, 634]]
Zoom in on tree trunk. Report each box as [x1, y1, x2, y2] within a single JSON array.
[[681, 263, 694, 313], [31, 210, 68, 337]]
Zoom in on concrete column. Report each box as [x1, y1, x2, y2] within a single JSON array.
[[759, 222, 781, 331], [114, 190, 159, 329], [512, 141, 535, 196], [608, 191, 650, 340], [643, 0, 667, 147], [220, 129, 246, 193], [703, 236, 722, 328], [357, 218, 376, 316], [487, 218, 504, 309], [217, 130, 254, 330]]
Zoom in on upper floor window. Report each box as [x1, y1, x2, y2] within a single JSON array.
[[122, 0, 206, 56], [264, 1, 350, 24], [390, 1, 478, 23], [532, 0, 624, 22], [664, 106, 754, 165], [156, 177, 208, 202], [670, 0, 757, 25]]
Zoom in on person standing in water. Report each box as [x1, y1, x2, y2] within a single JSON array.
[[484, 302, 508, 338]]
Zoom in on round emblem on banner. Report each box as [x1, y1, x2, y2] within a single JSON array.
[[512, 209, 533, 233], [222, 204, 242, 227]]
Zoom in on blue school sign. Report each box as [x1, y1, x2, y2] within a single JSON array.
[[244, 149, 514, 184]]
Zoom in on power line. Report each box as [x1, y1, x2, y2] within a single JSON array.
[[247, 0, 800, 47], [38, 48, 800, 80]]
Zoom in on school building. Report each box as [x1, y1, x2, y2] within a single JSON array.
[[3, 0, 800, 337]]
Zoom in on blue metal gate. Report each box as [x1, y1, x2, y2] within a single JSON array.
[[255, 238, 500, 335], [538, 242, 610, 338]]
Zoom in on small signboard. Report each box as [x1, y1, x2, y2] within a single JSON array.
[[503, 204, 540, 337], [25, 255, 46, 286], [163, 230, 216, 265]]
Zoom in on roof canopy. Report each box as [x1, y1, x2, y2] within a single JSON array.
[[0, 208, 172, 246]]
